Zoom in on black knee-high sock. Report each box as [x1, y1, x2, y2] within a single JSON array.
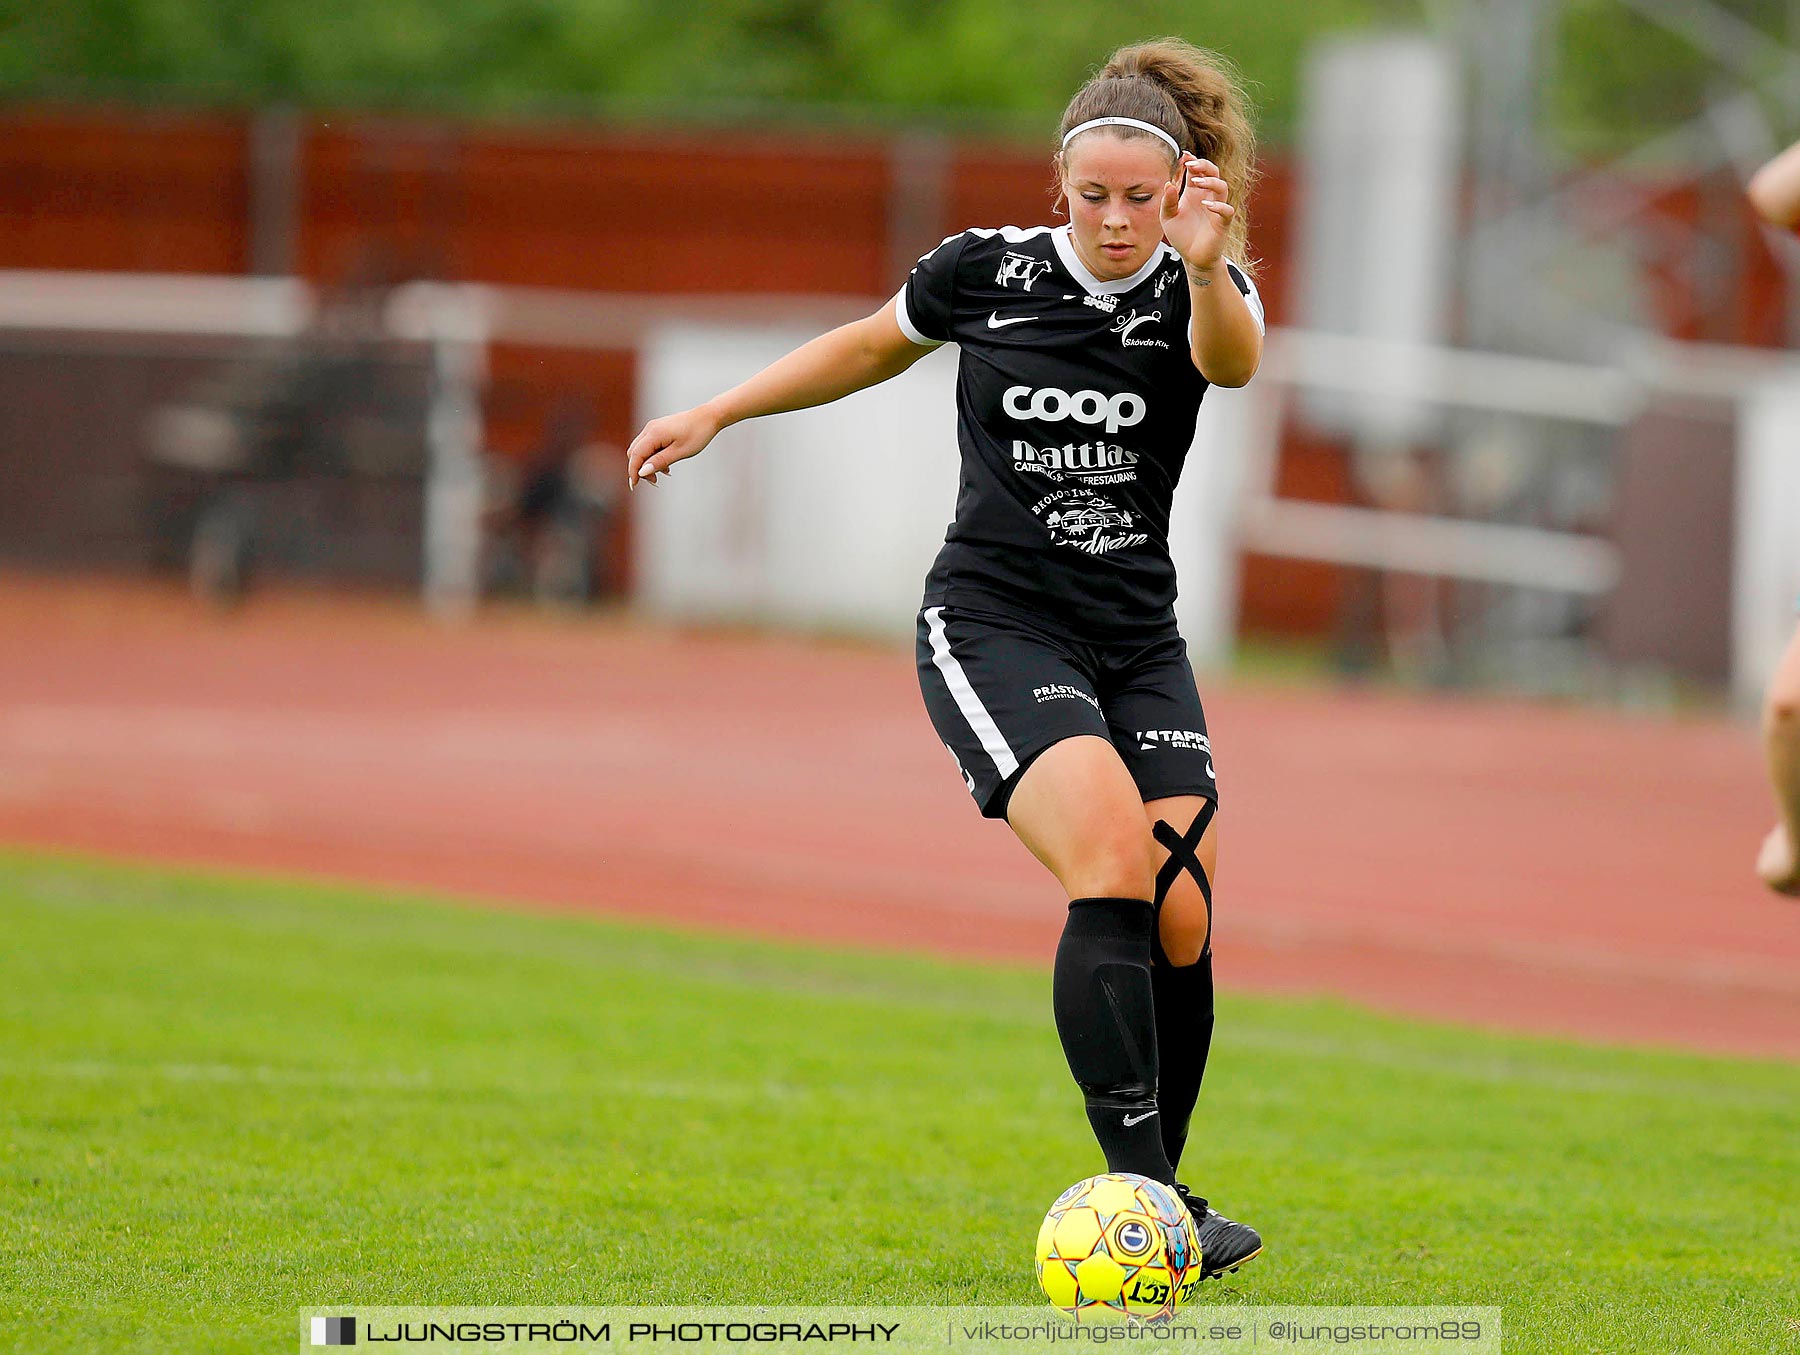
[[1052, 897, 1175, 1184], [1150, 947, 1214, 1175]]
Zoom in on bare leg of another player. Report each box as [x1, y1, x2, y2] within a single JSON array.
[[1756, 621, 1800, 896]]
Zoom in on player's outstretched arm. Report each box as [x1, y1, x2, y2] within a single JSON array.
[[1757, 621, 1800, 896], [626, 297, 931, 488], [1748, 139, 1800, 229]]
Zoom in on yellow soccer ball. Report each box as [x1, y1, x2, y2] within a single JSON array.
[[1033, 1173, 1202, 1321]]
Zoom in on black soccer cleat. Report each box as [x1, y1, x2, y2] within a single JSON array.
[[1174, 1183, 1263, 1278]]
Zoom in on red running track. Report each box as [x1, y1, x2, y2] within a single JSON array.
[[3, 577, 1797, 1059]]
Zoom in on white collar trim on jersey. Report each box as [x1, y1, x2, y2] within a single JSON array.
[[1052, 225, 1177, 297]]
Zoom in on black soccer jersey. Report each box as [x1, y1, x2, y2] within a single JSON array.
[[895, 224, 1263, 639]]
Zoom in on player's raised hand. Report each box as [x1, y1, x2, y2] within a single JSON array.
[[625, 405, 721, 489], [1161, 153, 1232, 271]]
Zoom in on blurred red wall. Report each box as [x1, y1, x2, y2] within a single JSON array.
[[0, 108, 250, 272], [1, 106, 1784, 634]]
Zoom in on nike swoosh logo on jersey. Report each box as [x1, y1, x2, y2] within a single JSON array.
[[986, 312, 1036, 328], [1122, 1110, 1159, 1127]]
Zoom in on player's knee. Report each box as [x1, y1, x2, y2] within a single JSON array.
[[1766, 686, 1800, 733], [1149, 804, 1217, 966], [1768, 630, 1800, 728], [1063, 827, 1156, 902], [1157, 901, 1208, 968]]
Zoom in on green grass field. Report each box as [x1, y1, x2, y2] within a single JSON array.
[[3, 849, 1796, 1353]]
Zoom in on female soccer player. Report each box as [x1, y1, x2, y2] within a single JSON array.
[[1746, 142, 1800, 896], [626, 39, 1266, 1276]]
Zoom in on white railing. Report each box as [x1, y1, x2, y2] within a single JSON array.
[[4, 269, 1797, 697]]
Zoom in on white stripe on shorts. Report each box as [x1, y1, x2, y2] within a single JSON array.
[[923, 606, 1019, 780]]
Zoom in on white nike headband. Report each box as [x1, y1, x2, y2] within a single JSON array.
[[1060, 116, 1183, 157]]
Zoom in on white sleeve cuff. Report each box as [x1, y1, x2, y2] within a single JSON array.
[[893, 287, 945, 347], [1228, 260, 1266, 335]]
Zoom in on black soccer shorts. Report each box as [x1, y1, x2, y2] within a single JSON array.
[[915, 603, 1219, 820]]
